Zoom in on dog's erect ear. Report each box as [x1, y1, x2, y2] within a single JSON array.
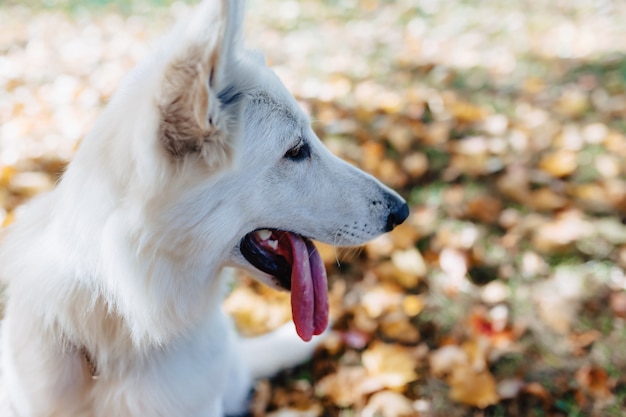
[[158, 0, 244, 167]]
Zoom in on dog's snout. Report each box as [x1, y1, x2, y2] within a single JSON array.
[[384, 196, 409, 232]]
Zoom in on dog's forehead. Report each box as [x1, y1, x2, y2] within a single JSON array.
[[251, 91, 298, 122], [248, 63, 306, 119]]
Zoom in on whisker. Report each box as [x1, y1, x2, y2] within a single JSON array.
[[332, 231, 342, 268], [342, 246, 362, 262]]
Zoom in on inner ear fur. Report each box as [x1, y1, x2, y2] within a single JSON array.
[[157, 1, 233, 168]]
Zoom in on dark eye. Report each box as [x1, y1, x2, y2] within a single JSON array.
[[284, 142, 310, 161]]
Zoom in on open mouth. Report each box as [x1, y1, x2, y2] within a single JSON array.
[[240, 229, 328, 342]]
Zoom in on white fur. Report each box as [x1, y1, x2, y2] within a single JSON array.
[[0, 1, 407, 416]]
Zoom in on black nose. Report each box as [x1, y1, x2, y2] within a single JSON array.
[[385, 197, 409, 232]]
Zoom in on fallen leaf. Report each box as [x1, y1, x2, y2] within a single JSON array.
[[8, 171, 53, 197], [315, 366, 372, 408], [523, 382, 551, 403], [575, 365, 613, 400], [401, 152, 428, 179], [362, 391, 416, 417], [424, 121, 451, 146], [251, 379, 272, 417], [429, 345, 467, 377], [341, 329, 371, 350], [532, 210, 593, 254], [569, 330, 601, 356], [448, 101, 487, 123], [379, 312, 420, 344], [497, 378, 525, 400], [266, 407, 322, 417], [362, 341, 419, 389], [496, 165, 530, 203], [529, 188, 568, 211], [388, 222, 421, 250], [555, 88, 589, 118], [466, 195, 503, 224], [468, 307, 516, 349], [361, 284, 404, 319], [480, 281, 510, 304], [390, 248, 426, 287], [538, 150, 578, 178], [366, 234, 395, 259], [610, 291, 626, 318], [224, 284, 291, 336], [361, 141, 385, 173], [0, 165, 16, 187], [1, 211, 14, 228], [448, 365, 499, 408], [532, 267, 587, 333], [439, 248, 468, 280], [386, 125, 413, 153], [402, 294, 425, 317], [377, 159, 408, 188]]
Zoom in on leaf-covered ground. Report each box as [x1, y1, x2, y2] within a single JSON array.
[[1, 0, 626, 416]]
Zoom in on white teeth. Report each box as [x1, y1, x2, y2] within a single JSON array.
[[256, 229, 272, 241], [267, 239, 278, 250]]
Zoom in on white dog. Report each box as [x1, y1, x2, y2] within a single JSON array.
[[0, 1, 408, 416]]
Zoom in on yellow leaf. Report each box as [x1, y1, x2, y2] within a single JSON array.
[[555, 89, 588, 117], [316, 366, 370, 408], [448, 366, 499, 408], [0, 165, 16, 187], [402, 295, 425, 317], [2, 211, 14, 228], [380, 312, 420, 344], [379, 91, 403, 114], [224, 285, 291, 336], [389, 222, 420, 250], [523, 77, 545, 94], [362, 341, 418, 389], [430, 340, 499, 408], [448, 101, 487, 123], [538, 150, 577, 178]]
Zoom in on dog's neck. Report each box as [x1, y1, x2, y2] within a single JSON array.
[[48, 256, 229, 384], [49, 141, 237, 344]]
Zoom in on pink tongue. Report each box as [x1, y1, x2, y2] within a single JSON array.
[[285, 234, 329, 341]]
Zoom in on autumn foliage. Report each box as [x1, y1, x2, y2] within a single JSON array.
[[1, 0, 626, 416]]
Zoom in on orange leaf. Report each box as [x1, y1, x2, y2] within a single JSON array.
[[575, 365, 613, 400]]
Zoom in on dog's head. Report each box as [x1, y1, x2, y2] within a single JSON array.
[[88, 0, 408, 341]]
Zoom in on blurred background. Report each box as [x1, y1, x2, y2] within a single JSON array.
[[1, 0, 626, 416]]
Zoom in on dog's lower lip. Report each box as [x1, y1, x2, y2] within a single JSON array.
[[240, 230, 292, 289]]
